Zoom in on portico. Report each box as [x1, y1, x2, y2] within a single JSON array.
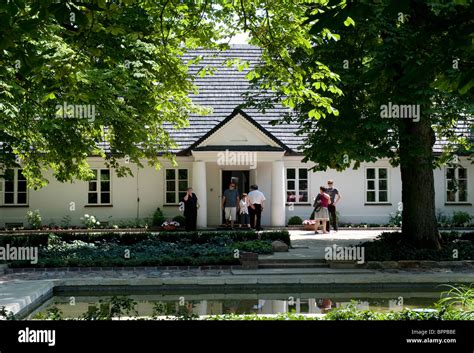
[[183, 109, 290, 228]]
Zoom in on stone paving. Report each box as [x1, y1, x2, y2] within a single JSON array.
[[262, 229, 385, 261]]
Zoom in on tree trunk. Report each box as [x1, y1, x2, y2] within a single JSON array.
[[399, 113, 441, 249]]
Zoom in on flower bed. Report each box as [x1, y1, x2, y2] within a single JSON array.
[[0, 230, 291, 247], [3, 235, 273, 268], [0, 230, 290, 268]]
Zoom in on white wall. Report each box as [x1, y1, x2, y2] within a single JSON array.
[[283, 156, 473, 225], [0, 157, 192, 227], [1, 156, 472, 227]]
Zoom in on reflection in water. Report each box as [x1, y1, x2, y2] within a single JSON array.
[[32, 292, 441, 318]]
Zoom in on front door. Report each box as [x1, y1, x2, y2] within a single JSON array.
[[221, 170, 250, 224]]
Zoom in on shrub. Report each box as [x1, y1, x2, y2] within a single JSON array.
[[259, 230, 291, 246], [362, 231, 474, 261], [0, 233, 50, 247], [152, 208, 165, 227], [25, 209, 42, 229], [80, 214, 101, 229], [232, 240, 273, 254], [388, 210, 402, 227], [451, 211, 472, 227], [287, 216, 303, 226], [60, 215, 72, 228], [173, 215, 186, 226]]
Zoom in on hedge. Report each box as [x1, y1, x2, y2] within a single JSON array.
[[362, 231, 474, 261], [0, 230, 291, 247]]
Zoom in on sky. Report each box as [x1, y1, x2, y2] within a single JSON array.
[[228, 32, 250, 44]]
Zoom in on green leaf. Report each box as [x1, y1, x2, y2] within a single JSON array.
[[343, 17, 355, 27]]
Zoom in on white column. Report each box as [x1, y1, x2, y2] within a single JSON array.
[[198, 300, 207, 316], [192, 160, 207, 228], [271, 160, 285, 226]]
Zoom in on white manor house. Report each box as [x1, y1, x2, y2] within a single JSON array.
[[1, 46, 472, 228]]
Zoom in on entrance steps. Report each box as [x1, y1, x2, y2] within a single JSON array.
[[258, 258, 329, 269]]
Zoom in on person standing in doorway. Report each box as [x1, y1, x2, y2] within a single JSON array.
[[326, 179, 341, 232], [222, 182, 239, 228], [182, 187, 198, 231], [248, 185, 266, 231]]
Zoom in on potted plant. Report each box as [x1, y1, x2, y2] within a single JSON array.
[[161, 220, 180, 231], [302, 219, 316, 231], [287, 216, 303, 228]]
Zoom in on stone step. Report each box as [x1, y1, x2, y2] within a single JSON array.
[[259, 258, 327, 264], [259, 263, 329, 269]]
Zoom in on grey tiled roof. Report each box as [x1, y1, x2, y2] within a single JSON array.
[[166, 45, 472, 156], [433, 117, 473, 154], [85, 45, 468, 157], [166, 45, 301, 153]]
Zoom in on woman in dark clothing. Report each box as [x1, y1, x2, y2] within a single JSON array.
[[182, 187, 198, 231]]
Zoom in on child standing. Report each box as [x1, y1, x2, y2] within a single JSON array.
[[239, 193, 251, 228]]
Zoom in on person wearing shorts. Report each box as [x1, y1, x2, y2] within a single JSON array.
[[222, 182, 239, 228]]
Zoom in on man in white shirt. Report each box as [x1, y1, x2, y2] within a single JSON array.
[[248, 185, 266, 231]]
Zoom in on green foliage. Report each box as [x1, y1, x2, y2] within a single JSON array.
[[287, 216, 303, 225], [242, 0, 473, 248], [80, 214, 101, 229], [388, 210, 402, 227], [108, 296, 139, 319], [113, 218, 150, 229], [32, 306, 63, 320], [232, 240, 273, 254], [324, 302, 384, 320], [0, 230, 291, 251], [152, 208, 165, 227], [0, 233, 49, 247], [172, 215, 186, 226], [0, 306, 16, 320], [80, 296, 138, 320], [1, 1, 234, 187], [437, 285, 474, 311], [362, 232, 474, 261], [451, 211, 472, 227], [60, 215, 72, 229], [0, 230, 289, 267], [25, 209, 42, 229]]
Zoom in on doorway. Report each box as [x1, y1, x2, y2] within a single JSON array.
[[221, 170, 250, 224]]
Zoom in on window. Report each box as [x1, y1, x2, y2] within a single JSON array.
[[366, 167, 389, 203], [165, 169, 188, 204], [286, 168, 308, 203], [1, 168, 28, 205], [446, 167, 468, 203], [88, 169, 111, 204]]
